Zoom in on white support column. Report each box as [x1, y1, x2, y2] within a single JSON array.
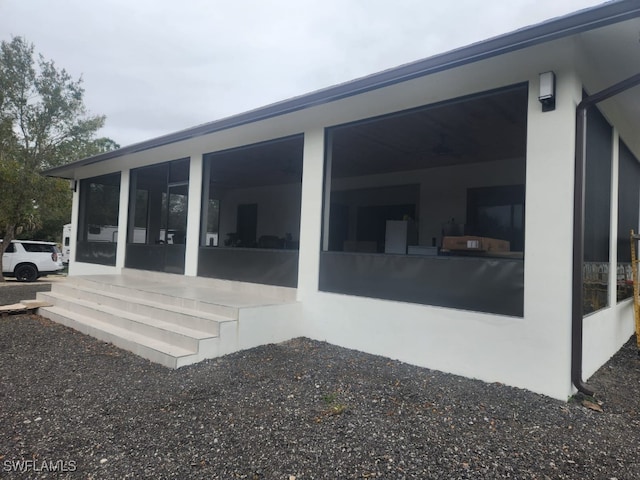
[[608, 130, 620, 308], [522, 68, 583, 398], [115, 169, 130, 272], [184, 153, 203, 277], [322, 133, 333, 251], [297, 129, 326, 300], [68, 180, 80, 276]]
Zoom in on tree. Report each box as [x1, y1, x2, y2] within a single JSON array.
[[0, 36, 118, 280]]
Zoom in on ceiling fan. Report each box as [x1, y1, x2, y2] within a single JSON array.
[[277, 157, 303, 177], [432, 133, 456, 156]]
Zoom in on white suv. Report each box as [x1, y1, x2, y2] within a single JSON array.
[[2, 240, 64, 282]]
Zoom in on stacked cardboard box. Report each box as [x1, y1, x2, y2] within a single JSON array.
[[442, 236, 510, 253]]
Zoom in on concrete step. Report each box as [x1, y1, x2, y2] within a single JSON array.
[[45, 282, 234, 333], [41, 306, 201, 368], [36, 272, 299, 369], [37, 291, 219, 352]]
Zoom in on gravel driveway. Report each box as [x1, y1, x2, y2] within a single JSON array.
[[1, 313, 639, 479]]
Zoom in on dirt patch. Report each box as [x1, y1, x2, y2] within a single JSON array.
[[0, 279, 54, 305]]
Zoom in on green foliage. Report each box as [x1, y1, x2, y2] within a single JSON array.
[[322, 392, 338, 404], [0, 36, 118, 275], [316, 391, 347, 421], [17, 177, 72, 242], [85, 180, 121, 226]]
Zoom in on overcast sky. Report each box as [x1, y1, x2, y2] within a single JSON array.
[[0, 0, 605, 147]]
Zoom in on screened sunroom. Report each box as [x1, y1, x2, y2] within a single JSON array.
[[320, 84, 527, 316]]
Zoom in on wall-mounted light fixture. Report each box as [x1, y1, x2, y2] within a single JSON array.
[[69, 180, 77, 192], [538, 71, 556, 112]]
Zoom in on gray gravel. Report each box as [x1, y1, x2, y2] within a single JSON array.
[[1, 313, 639, 479]]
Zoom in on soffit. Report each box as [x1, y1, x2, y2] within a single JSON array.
[[578, 17, 640, 142]]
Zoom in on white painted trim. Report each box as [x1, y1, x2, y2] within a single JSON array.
[[608, 130, 620, 308], [322, 133, 332, 251], [115, 169, 130, 272], [184, 154, 203, 276], [67, 182, 80, 275], [297, 129, 325, 300]]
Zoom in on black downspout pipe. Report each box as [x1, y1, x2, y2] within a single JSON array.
[[571, 72, 640, 396]]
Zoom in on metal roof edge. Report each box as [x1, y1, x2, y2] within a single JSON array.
[[44, 0, 640, 178]]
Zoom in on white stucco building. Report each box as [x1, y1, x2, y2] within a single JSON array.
[[43, 1, 640, 400]]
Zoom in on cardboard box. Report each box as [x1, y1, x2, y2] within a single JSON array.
[[442, 236, 510, 253]]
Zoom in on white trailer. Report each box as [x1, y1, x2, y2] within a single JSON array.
[[62, 223, 72, 264]]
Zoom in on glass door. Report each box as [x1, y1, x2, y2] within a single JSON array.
[[126, 158, 190, 274], [163, 183, 189, 273]]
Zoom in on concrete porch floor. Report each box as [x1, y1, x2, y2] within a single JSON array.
[[76, 269, 297, 308]]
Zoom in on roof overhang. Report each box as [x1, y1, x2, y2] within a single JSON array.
[[44, 0, 640, 179]]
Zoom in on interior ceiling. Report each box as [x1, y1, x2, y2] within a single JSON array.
[[331, 85, 528, 178], [135, 159, 190, 189], [207, 86, 528, 187], [206, 136, 304, 188]]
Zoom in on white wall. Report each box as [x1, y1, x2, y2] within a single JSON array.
[[296, 39, 583, 400], [69, 262, 120, 276], [217, 183, 302, 244], [583, 301, 635, 377]]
